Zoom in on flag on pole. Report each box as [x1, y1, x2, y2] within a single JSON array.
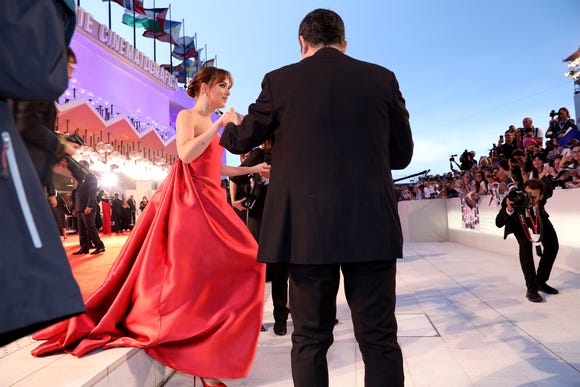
[[143, 19, 182, 45], [202, 58, 215, 68], [104, 0, 146, 15], [122, 7, 168, 31], [162, 59, 201, 84], [172, 35, 199, 60]]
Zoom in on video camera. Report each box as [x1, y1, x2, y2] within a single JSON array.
[[549, 109, 559, 119], [449, 154, 458, 162]]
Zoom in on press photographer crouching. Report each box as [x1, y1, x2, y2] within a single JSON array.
[[495, 178, 560, 303]]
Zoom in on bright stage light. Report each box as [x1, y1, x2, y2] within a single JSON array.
[[101, 172, 118, 187]]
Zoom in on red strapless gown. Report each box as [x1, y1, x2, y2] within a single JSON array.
[[32, 136, 265, 379], [101, 200, 111, 234]]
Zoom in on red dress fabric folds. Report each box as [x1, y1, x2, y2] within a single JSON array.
[[32, 137, 265, 379], [101, 200, 111, 234]]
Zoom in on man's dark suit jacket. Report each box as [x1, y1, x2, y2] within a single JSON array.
[[74, 173, 99, 212], [220, 48, 413, 265]]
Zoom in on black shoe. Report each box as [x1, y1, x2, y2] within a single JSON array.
[[273, 321, 287, 336], [538, 283, 559, 294], [72, 249, 89, 255], [526, 290, 543, 303], [260, 325, 266, 332], [90, 247, 105, 254]]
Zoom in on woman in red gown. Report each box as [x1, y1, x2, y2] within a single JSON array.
[[99, 191, 112, 235], [32, 68, 268, 387]]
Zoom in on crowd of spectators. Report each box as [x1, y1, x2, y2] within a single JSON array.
[[397, 108, 580, 203]]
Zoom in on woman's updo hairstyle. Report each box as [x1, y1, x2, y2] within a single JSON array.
[[186, 67, 233, 98]]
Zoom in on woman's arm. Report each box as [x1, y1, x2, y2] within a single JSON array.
[[176, 110, 225, 164], [220, 162, 270, 177]]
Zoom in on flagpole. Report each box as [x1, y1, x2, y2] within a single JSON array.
[[168, 5, 173, 72], [133, 6, 136, 48], [108, 0, 111, 29], [153, 0, 157, 62], [194, 33, 198, 64], [204, 44, 208, 67], [183, 19, 187, 86]]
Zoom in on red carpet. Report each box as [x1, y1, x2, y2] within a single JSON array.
[[63, 233, 130, 299]]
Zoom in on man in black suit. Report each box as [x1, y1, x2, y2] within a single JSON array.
[[495, 178, 560, 302], [220, 9, 413, 386], [73, 160, 105, 255], [127, 194, 137, 227], [110, 192, 123, 232]]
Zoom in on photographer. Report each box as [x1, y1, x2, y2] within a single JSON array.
[[495, 178, 560, 302], [8, 47, 81, 205], [230, 140, 290, 336], [0, 0, 85, 346], [546, 107, 576, 141], [459, 150, 476, 171]]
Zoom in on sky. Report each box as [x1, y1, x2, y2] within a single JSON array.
[[81, 0, 580, 181]]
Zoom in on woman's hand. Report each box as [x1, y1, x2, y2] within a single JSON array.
[[251, 162, 271, 175], [220, 107, 243, 126], [540, 166, 556, 178]]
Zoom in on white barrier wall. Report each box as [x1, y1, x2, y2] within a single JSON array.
[[398, 189, 580, 273]]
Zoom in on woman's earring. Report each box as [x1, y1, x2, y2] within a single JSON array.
[[202, 92, 208, 113]]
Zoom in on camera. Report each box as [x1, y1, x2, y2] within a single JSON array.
[[242, 194, 256, 210], [449, 154, 457, 162], [57, 133, 89, 181], [549, 109, 559, 118], [66, 133, 84, 146], [508, 187, 530, 210]]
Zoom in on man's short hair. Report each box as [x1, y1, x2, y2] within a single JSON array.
[[499, 159, 510, 171], [525, 178, 545, 195], [299, 9, 345, 47]]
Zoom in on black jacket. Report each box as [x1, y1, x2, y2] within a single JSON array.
[[221, 48, 413, 264]]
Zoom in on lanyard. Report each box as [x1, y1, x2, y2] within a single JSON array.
[[528, 205, 539, 234], [517, 205, 541, 244]]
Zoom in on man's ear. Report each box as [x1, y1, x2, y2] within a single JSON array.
[[299, 35, 310, 58]]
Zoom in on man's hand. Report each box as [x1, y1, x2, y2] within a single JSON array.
[[48, 195, 57, 208], [84, 207, 92, 215], [506, 198, 514, 213]]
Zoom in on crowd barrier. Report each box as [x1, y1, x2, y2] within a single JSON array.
[[398, 189, 580, 273]]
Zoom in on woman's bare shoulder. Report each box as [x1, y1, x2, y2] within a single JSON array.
[[176, 108, 200, 131], [177, 108, 198, 122]]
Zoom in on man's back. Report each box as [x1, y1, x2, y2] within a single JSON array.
[[219, 9, 411, 386], [226, 47, 413, 264], [265, 48, 411, 184]]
